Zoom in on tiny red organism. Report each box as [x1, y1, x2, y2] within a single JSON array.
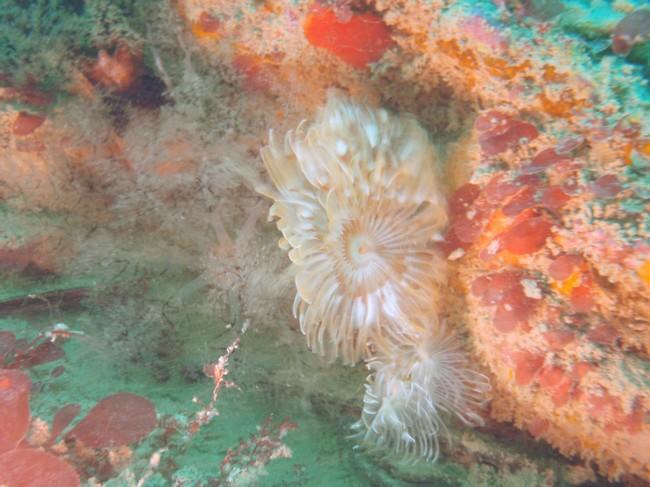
[[48, 404, 81, 447], [448, 181, 488, 245], [500, 216, 552, 255], [493, 285, 536, 332], [537, 366, 566, 390], [512, 350, 544, 385], [304, 4, 393, 69], [0, 328, 67, 370], [66, 392, 156, 448], [485, 173, 521, 203], [587, 325, 619, 346], [570, 283, 595, 313], [591, 174, 622, 198], [555, 135, 585, 154], [90, 46, 140, 93], [540, 185, 571, 213], [192, 11, 221, 38], [12, 112, 45, 136], [452, 205, 488, 244], [502, 184, 538, 217], [542, 329, 574, 351], [0, 87, 52, 106], [0, 449, 80, 487], [232, 53, 269, 91], [471, 271, 522, 306], [0, 369, 31, 454], [548, 254, 583, 281], [475, 111, 538, 155], [472, 271, 538, 332], [521, 148, 570, 174], [527, 417, 549, 437], [449, 183, 481, 217]]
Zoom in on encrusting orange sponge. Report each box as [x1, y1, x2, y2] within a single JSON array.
[[304, 4, 393, 69]]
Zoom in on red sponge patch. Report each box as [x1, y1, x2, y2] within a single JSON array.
[[0, 449, 80, 487], [0, 369, 31, 455], [66, 392, 156, 448], [304, 5, 393, 69]]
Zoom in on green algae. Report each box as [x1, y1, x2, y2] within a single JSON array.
[[0, 272, 584, 486], [0, 0, 159, 91]]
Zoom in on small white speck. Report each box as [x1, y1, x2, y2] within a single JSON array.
[[364, 123, 379, 148], [487, 239, 500, 255], [335, 139, 348, 156], [522, 279, 543, 299], [448, 248, 465, 260]]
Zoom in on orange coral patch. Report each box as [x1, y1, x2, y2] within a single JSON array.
[[551, 380, 571, 407], [485, 174, 521, 203], [622, 398, 645, 435], [493, 288, 535, 332], [587, 325, 619, 346], [304, 5, 393, 69], [542, 64, 568, 83], [541, 185, 571, 213], [527, 418, 549, 437], [587, 389, 620, 416], [636, 139, 650, 158], [512, 350, 544, 385], [572, 362, 595, 380], [191, 12, 221, 39], [637, 259, 650, 285], [154, 160, 196, 176], [483, 56, 531, 79], [570, 283, 594, 313], [91, 46, 139, 93], [537, 90, 587, 118], [542, 329, 574, 351], [437, 39, 478, 69], [0, 370, 31, 455], [623, 142, 634, 164], [538, 366, 572, 406], [0, 87, 52, 106], [548, 254, 584, 281], [500, 217, 552, 255], [233, 52, 270, 91], [538, 366, 564, 389], [0, 449, 80, 487]]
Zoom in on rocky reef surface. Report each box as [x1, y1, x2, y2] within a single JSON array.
[[0, 0, 648, 485]]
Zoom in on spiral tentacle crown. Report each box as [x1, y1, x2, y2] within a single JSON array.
[[260, 94, 489, 460]]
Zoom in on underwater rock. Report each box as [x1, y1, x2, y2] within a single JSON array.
[[452, 108, 650, 481], [612, 9, 650, 56]]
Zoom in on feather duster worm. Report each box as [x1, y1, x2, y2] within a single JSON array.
[[353, 325, 489, 461], [260, 94, 488, 460], [260, 94, 448, 364]]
